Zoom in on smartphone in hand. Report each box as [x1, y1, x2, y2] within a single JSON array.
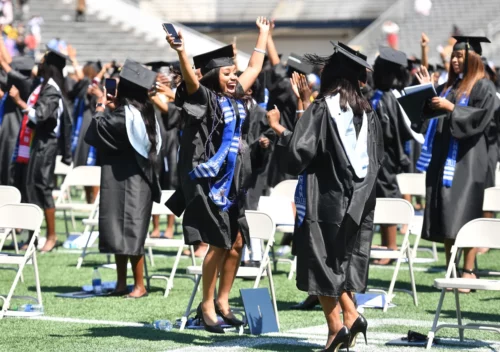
[[104, 78, 117, 97], [162, 23, 181, 44]]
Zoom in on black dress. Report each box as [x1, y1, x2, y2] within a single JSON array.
[[84, 106, 161, 255], [24, 80, 72, 209], [275, 97, 383, 297], [422, 79, 496, 242], [266, 63, 298, 188], [0, 70, 32, 186], [371, 90, 411, 198], [166, 84, 252, 249]]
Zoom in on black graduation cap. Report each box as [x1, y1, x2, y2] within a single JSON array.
[[482, 57, 496, 78], [330, 41, 372, 71], [85, 60, 102, 72], [427, 64, 435, 73], [45, 48, 69, 70], [193, 45, 234, 75], [407, 57, 422, 70], [453, 36, 490, 56], [286, 53, 313, 77], [144, 60, 179, 73], [379, 46, 407, 67], [119, 59, 156, 90], [11, 56, 35, 72], [436, 63, 445, 71]]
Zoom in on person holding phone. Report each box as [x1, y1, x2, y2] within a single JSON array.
[[85, 59, 161, 298], [165, 18, 270, 333], [267, 42, 383, 351]]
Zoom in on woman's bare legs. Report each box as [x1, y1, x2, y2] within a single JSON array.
[[201, 245, 227, 325], [339, 291, 358, 328], [318, 295, 344, 349], [128, 255, 147, 297]]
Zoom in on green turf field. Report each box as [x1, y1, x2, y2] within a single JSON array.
[[1, 213, 500, 352]]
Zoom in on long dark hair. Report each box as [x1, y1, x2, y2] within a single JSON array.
[[199, 67, 222, 93], [445, 50, 486, 97], [39, 60, 67, 99], [373, 57, 407, 91], [116, 79, 158, 163], [307, 53, 372, 116]]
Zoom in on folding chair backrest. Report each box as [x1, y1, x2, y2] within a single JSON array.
[[246, 210, 276, 241], [270, 180, 298, 201], [482, 187, 500, 212], [496, 163, 500, 187], [396, 173, 426, 196], [0, 204, 43, 231], [0, 186, 21, 207], [374, 198, 413, 226], [54, 155, 72, 176], [151, 190, 175, 216], [258, 196, 294, 226], [454, 218, 500, 250], [63, 166, 101, 187]]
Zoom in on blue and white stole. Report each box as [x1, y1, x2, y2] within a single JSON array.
[[71, 97, 97, 165], [295, 94, 369, 227], [189, 96, 246, 211], [370, 89, 384, 110], [258, 88, 269, 109], [416, 87, 469, 187]]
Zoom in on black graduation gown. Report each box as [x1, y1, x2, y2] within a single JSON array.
[[372, 90, 411, 198], [84, 106, 161, 256], [69, 78, 98, 167], [484, 94, 500, 188], [24, 83, 72, 209], [0, 70, 32, 185], [275, 98, 384, 297], [158, 102, 180, 190], [166, 84, 251, 249], [422, 79, 496, 242], [266, 63, 298, 188], [243, 102, 275, 210]]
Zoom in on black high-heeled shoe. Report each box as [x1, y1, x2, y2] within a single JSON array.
[[346, 314, 368, 348], [323, 326, 350, 352], [214, 300, 244, 326], [196, 303, 225, 334]]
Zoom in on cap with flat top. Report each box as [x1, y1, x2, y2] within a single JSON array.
[[330, 41, 372, 71], [452, 36, 491, 56], [193, 45, 234, 75], [45, 47, 70, 70], [378, 46, 408, 67], [11, 56, 35, 72], [287, 53, 313, 77], [120, 59, 156, 90], [144, 60, 180, 73]]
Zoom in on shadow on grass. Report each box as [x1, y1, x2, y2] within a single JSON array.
[[426, 309, 500, 322], [368, 278, 439, 294]]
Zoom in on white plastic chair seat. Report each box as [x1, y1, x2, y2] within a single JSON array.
[[0, 255, 24, 265], [276, 225, 294, 233], [82, 218, 98, 226], [434, 278, 500, 291], [144, 238, 184, 248], [186, 265, 267, 278], [56, 203, 95, 212], [370, 249, 401, 259]]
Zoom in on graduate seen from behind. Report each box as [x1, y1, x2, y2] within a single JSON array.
[[10, 49, 72, 253], [416, 36, 497, 292], [267, 42, 383, 351], [84, 59, 162, 298], [165, 18, 270, 333]]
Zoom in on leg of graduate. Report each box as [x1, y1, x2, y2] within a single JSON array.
[[128, 255, 147, 297], [40, 208, 57, 252], [114, 254, 128, 293], [318, 295, 344, 350], [201, 245, 227, 325], [151, 215, 161, 238], [339, 291, 359, 328], [216, 232, 244, 320], [165, 214, 175, 239], [374, 225, 397, 265]]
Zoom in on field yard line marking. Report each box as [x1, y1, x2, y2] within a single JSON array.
[[26, 315, 150, 327]]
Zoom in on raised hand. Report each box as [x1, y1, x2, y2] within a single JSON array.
[[256, 16, 270, 34], [290, 71, 300, 99], [421, 32, 430, 47], [298, 74, 312, 103], [270, 18, 276, 33], [67, 45, 77, 62], [415, 66, 431, 84], [166, 29, 184, 52], [266, 105, 281, 128]]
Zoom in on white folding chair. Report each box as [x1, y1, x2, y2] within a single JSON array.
[[55, 166, 101, 237], [52, 155, 73, 200], [0, 204, 44, 318], [370, 198, 417, 312], [495, 162, 500, 187], [76, 192, 102, 269], [396, 173, 438, 263], [144, 190, 195, 297], [0, 186, 21, 253], [179, 210, 279, 331], [426, 218, 500, 349]]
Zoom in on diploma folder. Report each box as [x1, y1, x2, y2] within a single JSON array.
[[397, 83, 445, 128], [240, 288, 279, 335]]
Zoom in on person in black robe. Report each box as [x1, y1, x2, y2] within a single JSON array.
[[417, 36, 496, 291], [268, 42, 383, 351], [10, 49, 72, 253], [165, 18, 270, 333], [0, 55, 34, 187], [85, 59, 161, 298]]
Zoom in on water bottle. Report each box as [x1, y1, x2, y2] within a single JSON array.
[[11, 304, 44, 313], [92, 267, 102, 294], [153, 320, 173, 331]]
